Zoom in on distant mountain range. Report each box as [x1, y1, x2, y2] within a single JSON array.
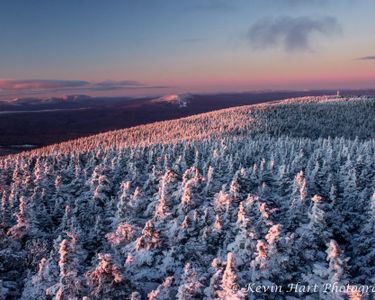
[[0, 94, 133, 111]]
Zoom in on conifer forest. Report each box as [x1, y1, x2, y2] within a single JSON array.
[[1, 96, 375, 299]]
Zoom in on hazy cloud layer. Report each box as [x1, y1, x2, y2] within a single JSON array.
[[0, 79, 88, 91], [247, 16, 340, 52], [0, 79, 164, 93], [357, 56, 375, 60], [91, 80, 146, 91]]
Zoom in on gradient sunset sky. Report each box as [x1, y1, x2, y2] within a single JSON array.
[[0, 0, 375, 99]]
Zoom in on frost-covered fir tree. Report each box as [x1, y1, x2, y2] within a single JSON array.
[[86, 253, 127, 299], [176, 262, 204, 300]]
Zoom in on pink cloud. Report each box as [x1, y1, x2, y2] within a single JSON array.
[[0, 79, 89, 90], [0, 79, 166, 92]]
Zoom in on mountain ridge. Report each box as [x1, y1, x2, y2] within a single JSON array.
[[8, 94, 375, 158]]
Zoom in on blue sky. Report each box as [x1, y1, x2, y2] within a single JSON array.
[[0, 0, 374, 99]]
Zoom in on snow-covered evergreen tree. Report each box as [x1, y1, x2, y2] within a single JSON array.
[[1, 95, 375, 298]]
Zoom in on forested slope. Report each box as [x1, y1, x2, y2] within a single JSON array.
[[0, 96, 375, 299]]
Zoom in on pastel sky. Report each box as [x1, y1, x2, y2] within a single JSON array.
[[0, 0, 375, 99]]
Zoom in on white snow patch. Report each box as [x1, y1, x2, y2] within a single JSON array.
[[151, 93, 191, 108]]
